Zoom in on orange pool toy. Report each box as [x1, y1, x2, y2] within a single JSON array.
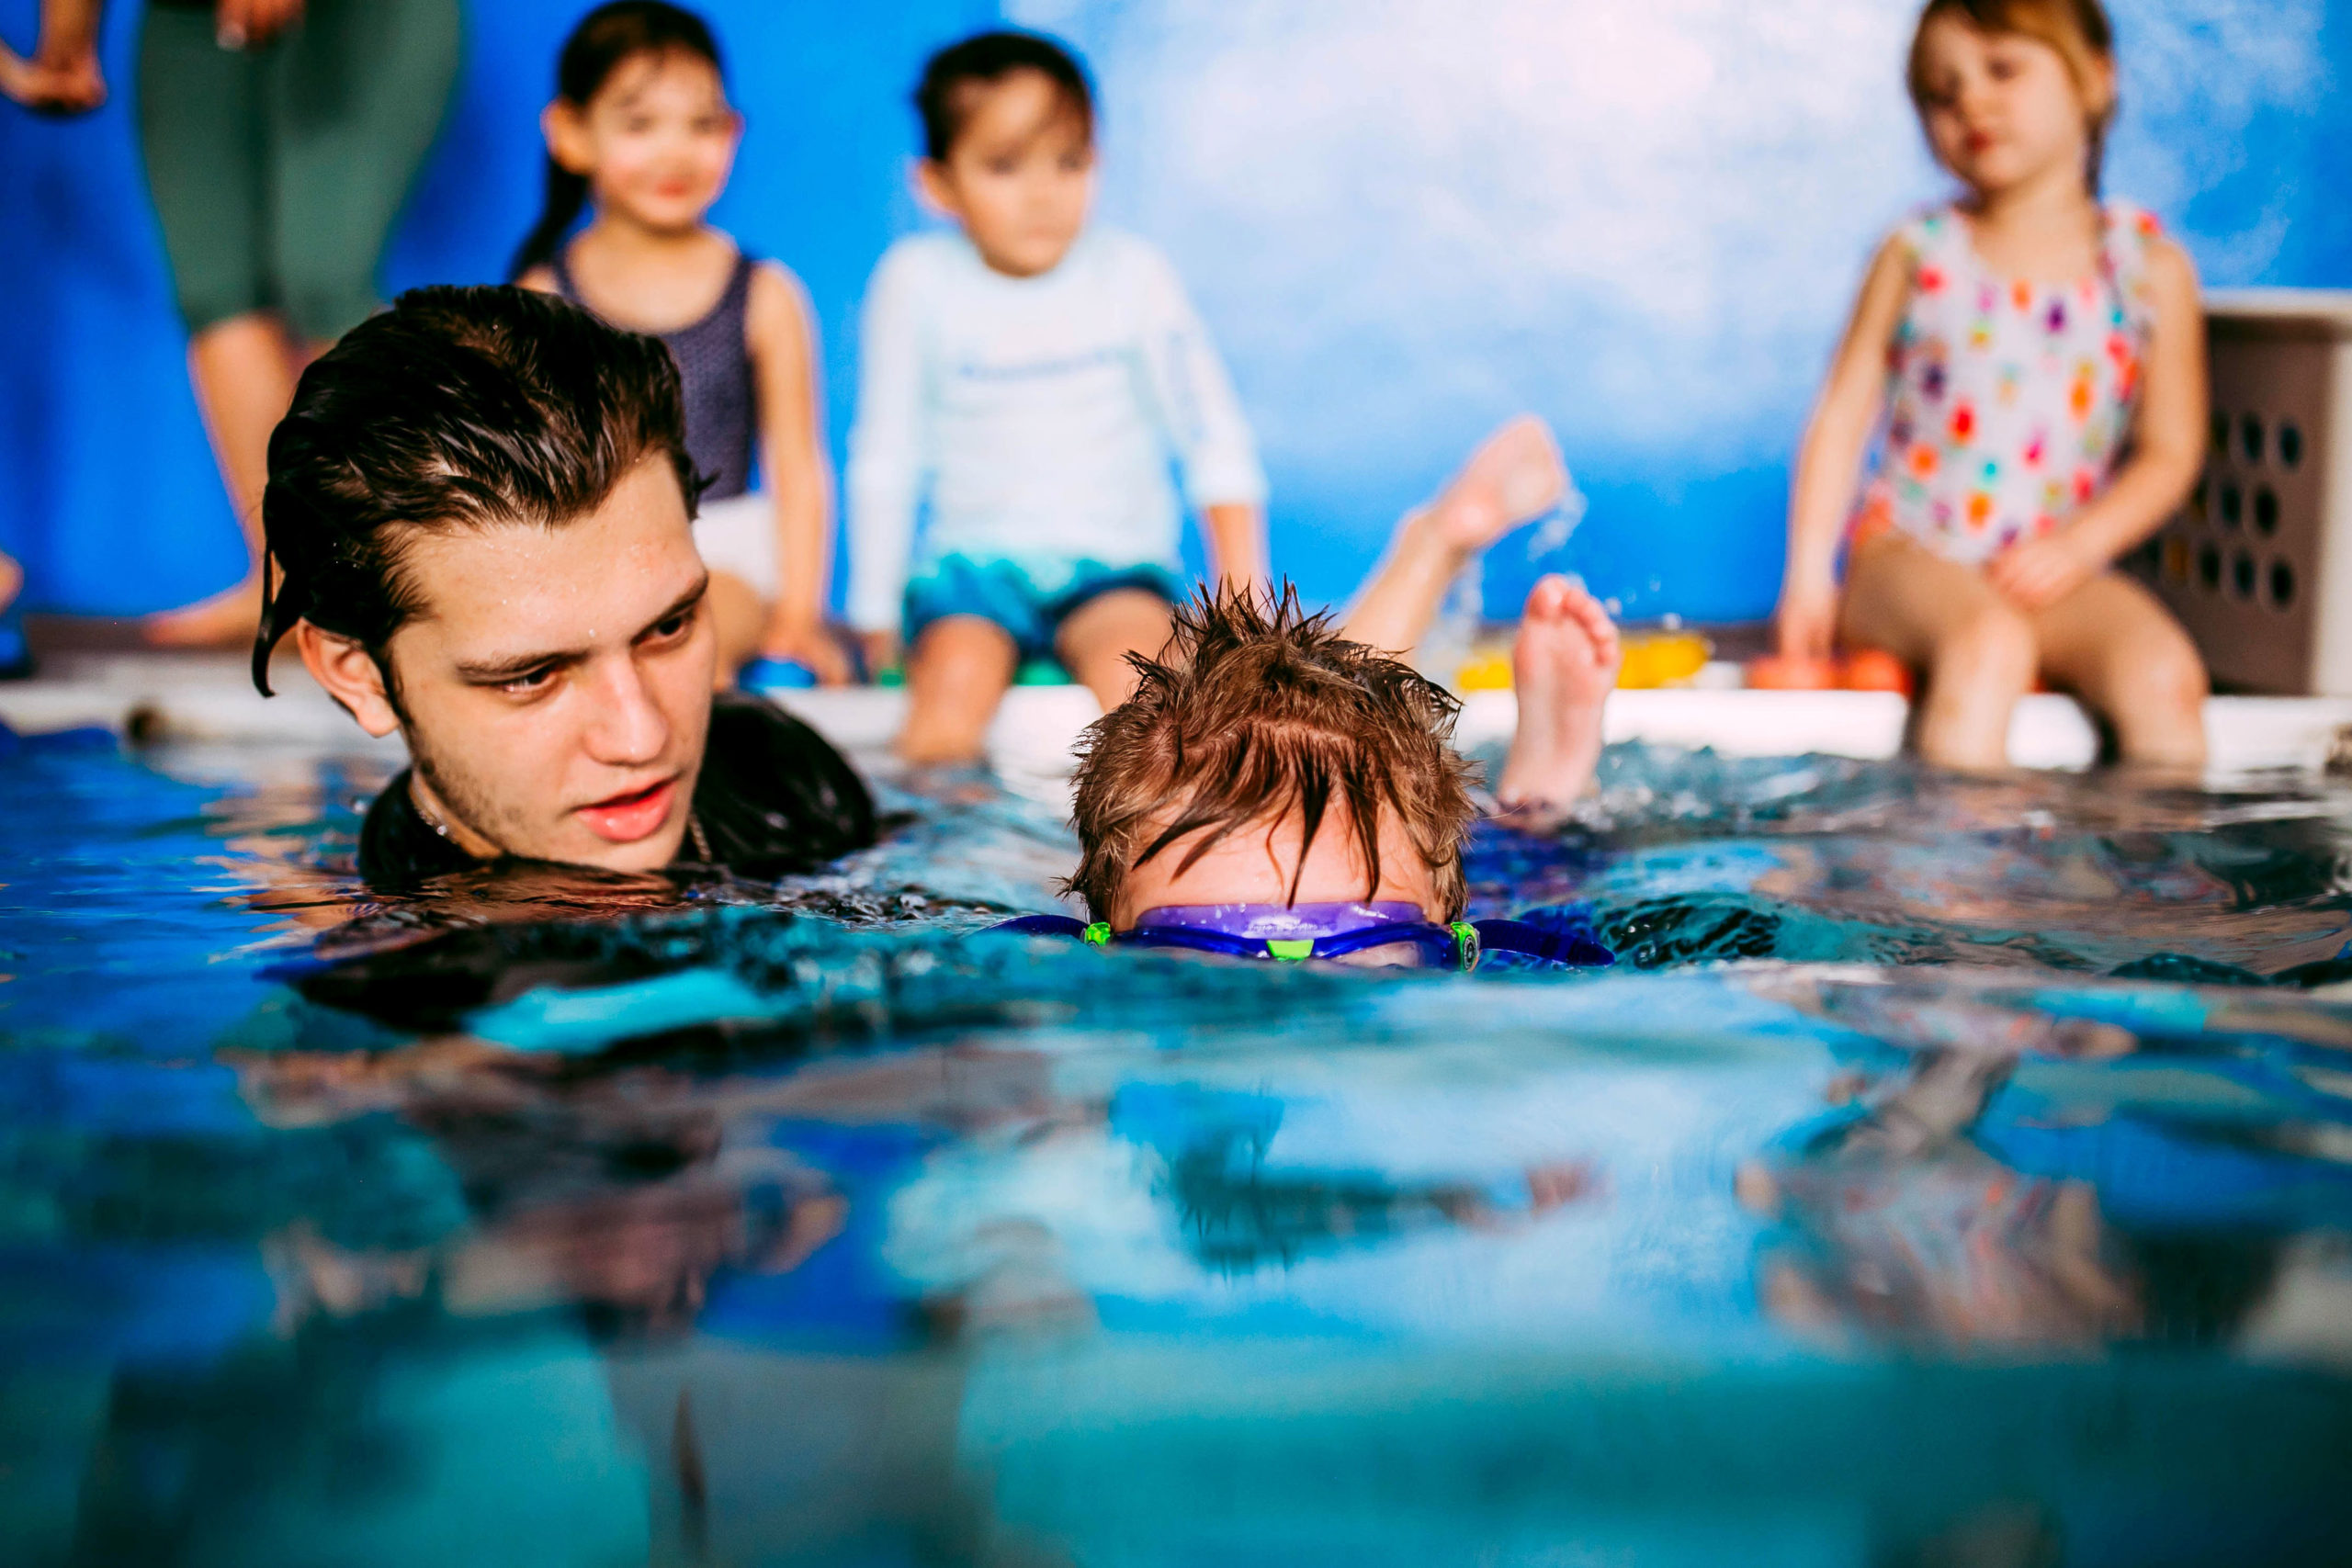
[[1839, 648, 1915, 696], [1744, 654, 1838, 690], [1745, 649, 1916, 694]]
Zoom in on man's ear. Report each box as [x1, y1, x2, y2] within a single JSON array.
[[296, 622, 402, 739], [542, 100, 594, 175]]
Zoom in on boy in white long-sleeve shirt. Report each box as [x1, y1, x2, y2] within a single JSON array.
[[847, 30, 1269, 763]]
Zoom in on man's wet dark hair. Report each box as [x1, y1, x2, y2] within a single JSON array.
[[913, 29, 1093, 163], [252, 284, 700, 698]]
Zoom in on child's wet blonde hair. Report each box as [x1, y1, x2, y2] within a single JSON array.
[[1064, 584, 1480, 924], [1907, 0, 2118, 191]]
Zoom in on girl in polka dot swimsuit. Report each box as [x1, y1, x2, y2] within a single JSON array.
[[1777, 0, 2209, 772]]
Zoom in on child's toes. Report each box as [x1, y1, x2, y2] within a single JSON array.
[[1521, 573, 1574, 625], [1551, 580, 1620, 660]]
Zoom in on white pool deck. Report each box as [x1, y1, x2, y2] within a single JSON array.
[[6, 652, 2352, 792]]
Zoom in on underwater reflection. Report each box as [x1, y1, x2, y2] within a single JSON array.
[[1742, 972, 2352, 1355]]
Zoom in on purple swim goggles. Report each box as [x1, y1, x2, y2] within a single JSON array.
[[989, 901, 1612, 972]]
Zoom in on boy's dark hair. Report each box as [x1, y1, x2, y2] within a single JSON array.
[[510, 1, 727, 279], [1065, 585, 1481, 924], [914, 29, 1093, 163], [253, 285, 699, 698]]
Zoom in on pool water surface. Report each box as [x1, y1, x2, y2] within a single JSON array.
[[3, 728, 2351, 1566]]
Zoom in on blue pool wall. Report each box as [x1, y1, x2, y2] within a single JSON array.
[[4, 0, 2347, 622]]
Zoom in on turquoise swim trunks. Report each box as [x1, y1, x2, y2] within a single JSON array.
[[902, 556, 1186, 662]]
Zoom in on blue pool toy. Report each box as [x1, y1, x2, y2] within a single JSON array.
[[738, 656, 819, 691]]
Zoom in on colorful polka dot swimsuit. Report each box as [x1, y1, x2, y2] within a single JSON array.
[[1850, 201, 2162, 565]]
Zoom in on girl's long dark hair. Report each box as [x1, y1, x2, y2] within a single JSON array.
[[508, 1, 727, 280]]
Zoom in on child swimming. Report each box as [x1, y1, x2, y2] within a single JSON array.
[[846, 29, 1270, 764], [1776, 0, 2208, 772], [514, 1, 843, 686], [1039, 419, 1621, 969]]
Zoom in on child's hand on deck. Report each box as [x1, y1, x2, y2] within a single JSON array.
[[1986, 531, 2102, 611], [760, 615, 854, 686], [1774, 577, 1840, 662], [857, 629, 902, 682]]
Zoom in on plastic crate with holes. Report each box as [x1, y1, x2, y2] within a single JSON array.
[[2128, 290, 2352, 694]]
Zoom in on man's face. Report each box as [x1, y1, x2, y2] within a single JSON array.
[[375, 459, 718, 872]]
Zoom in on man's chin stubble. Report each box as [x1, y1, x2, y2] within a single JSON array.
[[411, 746, 529, 862]]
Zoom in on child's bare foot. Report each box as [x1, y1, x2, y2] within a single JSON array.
[[1427, 414, 1567, 554], [146, 573, 266, 649], [1496, 574, 1620, 818]]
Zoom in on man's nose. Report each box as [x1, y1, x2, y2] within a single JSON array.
[[582, 656, 671, 767]]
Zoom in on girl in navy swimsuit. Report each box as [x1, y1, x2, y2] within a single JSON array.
[[512, 2, 846, 687]]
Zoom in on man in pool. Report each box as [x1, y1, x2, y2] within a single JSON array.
[[253, 285, 876, 885], [1054, 422, 1623, 968]]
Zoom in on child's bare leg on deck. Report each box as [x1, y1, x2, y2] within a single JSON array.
[[898, 616, 1019, 765], [1342, 415, 1568, 656], [1056, 589, 1174, 712], [2029, 573, 2207, 772], [1495, 574, 1621, 819], [1840, 531, 2035, 772]]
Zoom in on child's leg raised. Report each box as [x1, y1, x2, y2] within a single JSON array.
[[899, 616, 1020, 765], [1055, 589, 1173, 712], [1495, 574, 1621, 819], [2030, 574, 2208, 772], [1841, 531, 2036, 771], [1342, 415, 1566, 656]]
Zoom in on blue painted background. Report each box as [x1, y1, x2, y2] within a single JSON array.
[[3, 0, 2346, 622]]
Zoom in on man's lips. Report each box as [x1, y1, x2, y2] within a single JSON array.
[[577, 777, 680, 844]]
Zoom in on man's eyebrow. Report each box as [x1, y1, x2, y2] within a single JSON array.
[[452, 577, 707, 683], [633, 575, 709, 642], [454, 643, 587, 684]]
